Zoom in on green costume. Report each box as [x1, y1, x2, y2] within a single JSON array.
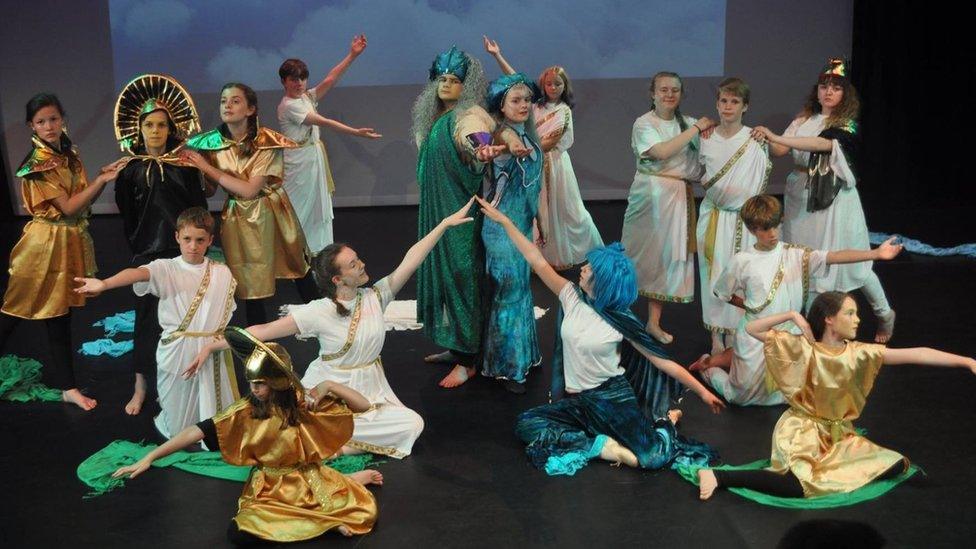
[[416, 109, 486, 354]]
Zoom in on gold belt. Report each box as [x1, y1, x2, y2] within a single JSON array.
[[324, 356, 382, 371], [790, 407, 851, 443], [260, 463, 307, 477], [159, 330, 222, 346], [31, 216, 87, 227]]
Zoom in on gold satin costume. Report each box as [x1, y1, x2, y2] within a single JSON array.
[[764, 331, 904, 496], [2, 135, 96, 319], [213, 396, 377, 541], [188, 127, 309, 299]]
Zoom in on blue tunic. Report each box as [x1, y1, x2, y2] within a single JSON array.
[[481, 124, 542, 382]]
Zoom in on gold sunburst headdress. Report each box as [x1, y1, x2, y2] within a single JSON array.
[[114, 74, 200, 153]]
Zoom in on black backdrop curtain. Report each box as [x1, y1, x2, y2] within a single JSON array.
[[852, 1, 976, 245]]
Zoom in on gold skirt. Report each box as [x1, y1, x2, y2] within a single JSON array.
[[221, 185, 310, 300], [2, 217, 96, 319]]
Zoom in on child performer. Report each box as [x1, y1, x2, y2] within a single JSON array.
[[413, 46, 492, 388], [621, 72, 714, 344], [696, 78, 769, 354], [75, 208, 238, 439], [181, 83, 310, 324], [113, 327, 381, 543], [692, 195, 902, 406], [112, 74, 209, 415], [476, 73, 544, 393], [476, 196, 722, 475], [697, 292, 976, 500], [185, 198, 478, 458], [277, 34, 381, 260], [483, 36, 603, 269], [753, 58, 896, 343], [0, 93, 122, 410]]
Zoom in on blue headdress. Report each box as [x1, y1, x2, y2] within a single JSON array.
[[428, 46, 470, 82], [584, 242, 638, 311], [485, 73, 542, 114]]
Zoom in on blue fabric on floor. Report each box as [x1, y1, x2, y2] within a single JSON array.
[[79, 338, 134, 357], [93, 310, 135, 337], [870, 232, 976, 257]]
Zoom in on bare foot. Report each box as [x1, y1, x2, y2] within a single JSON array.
[[347, 469, 383, 486], [688, 354, 711, 372], [424, 350, 456, 364], [336, 525, 352, 537], [439, 365, 474, 388], [646, 324, 674, 345], [668, 409, 683, 425], [875, 309, 895, 343], [598, 437, 639, 468], [698, 468, 718, 500], [125, 373, 147, 415], [62, 388, 97, 411]]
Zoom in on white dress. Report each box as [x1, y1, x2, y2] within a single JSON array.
[[133, 257, 239, 438], [704, 242, 828, 405], [277, 91, 334, 254], [292, 277, 423, 459], [696, 126, 770, 333], [782, 114, 870, 293], [621, 111, 702, 302], [534, 102, 603, 269]]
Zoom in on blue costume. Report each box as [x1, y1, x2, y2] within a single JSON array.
[[481, 74, 544, 384]]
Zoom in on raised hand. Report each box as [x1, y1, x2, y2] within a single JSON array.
[[509, 140, 531, 158], [355, 127, 382, 139], [476, 195, 510, 225], [751, 126, 775, 144], [179, 149, 210, 170], [350, 34, 367, 57], [475, 144, 506, 162], [442, 195, 477, 227], [875, 237, 904, 260], [792, 311, 816, 344], [73, 277, 107, 297], [483, 35, 500, 55]]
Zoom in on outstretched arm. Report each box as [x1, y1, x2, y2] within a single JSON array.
[[112, 424, 205, 479], [386, 196, 476, 294], [753, 126, 832, 152], [476, 196, 569, 296], [632, 345, 724, 414], [750, 126, 791, 156], [50, 160, 124, 217], [74, 267, 151, 297], [643, 117, 715, 161], [483, 35, 516, 75], [827, 237, 902, 264], [313, 34, 367, 100], [183, 316, 301, 378], [302, 111, 381, 139], [746, 310, 814, 343], [882, 347, 976, 373], [180, 150, 264, 199]]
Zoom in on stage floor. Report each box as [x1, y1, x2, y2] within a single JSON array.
[[2, 202, 975, 547]]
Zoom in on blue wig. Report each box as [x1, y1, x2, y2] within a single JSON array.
[[585, 242, 638, 311]]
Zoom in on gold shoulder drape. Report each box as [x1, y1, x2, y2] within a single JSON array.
[[213, 396, 377, 542], [763, 330, 904, 496]]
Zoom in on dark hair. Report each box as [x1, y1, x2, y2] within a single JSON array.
[[800, 75, 860, 129], [279, 58, 310, 82], [537, 66, 575, 109], [249, 386, 302, 427], [133, 108, 181, 154], [218, 83, 259, 156], [311, 243, 350, 316], [176, 206, 215, 235], [649, 72, 695, 150], [740, 194, 783, 231], [25, 92, 65, 123], [806, 291, 853, 340], [717, 77, 751, 105]]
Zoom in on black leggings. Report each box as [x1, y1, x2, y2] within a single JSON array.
[[133, 293, 161, 380], [715, 459, 907, 498], [0, 311, 75, 390]]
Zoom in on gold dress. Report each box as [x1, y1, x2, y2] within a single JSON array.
[[2, 135, 96, 319], [187, 127, 309, 299], [213, 395, 377, 541], [764, 330, 904, 496]]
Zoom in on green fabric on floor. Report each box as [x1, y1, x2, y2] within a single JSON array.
[[0, 355, 62, 402], [78, 439, 379, 498], [676, 459, 919, 509]]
